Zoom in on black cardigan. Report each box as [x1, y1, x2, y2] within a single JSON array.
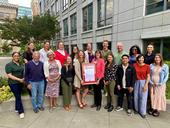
[[61, 64, 75, 84]]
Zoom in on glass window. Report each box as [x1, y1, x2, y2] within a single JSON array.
[[63, 18, 68, 36], [64, 45, 70, 53], [83, 3, 93, 31], [70, 13, 77, 35], [143, 39, 161, 54], [97, 0, 113, 27], [55, 0, 59, 13], [63, 0, 68, 10], [163, 38, 170, 60], [70, 0, 76, 4], [51, 3, 55, 15], [167, 0, 170, 9], [146, 0, 165, 15], [106, 0, 113, 25], [97, 42, 112, 50]]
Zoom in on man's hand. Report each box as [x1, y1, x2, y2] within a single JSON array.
[[128, 87, 133, 93]]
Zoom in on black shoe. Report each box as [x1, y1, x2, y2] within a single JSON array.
[[148, 108, 153, 115], [33, 108, 39, 113], [38, 107, 45, 111], [140, 114, 146, 119], [91, 104, 97, 108], [96, 106, 101, 111], [104, 104, 110, 109], [107, 105, 113, 112]]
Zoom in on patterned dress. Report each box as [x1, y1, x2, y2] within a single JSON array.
[[45, 61, 60, 97], [150, 66, 166, 111]]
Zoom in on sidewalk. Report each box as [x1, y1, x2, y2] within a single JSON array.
[[0, 96, 170, 128]]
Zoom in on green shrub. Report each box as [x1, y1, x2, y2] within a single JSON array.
[[0, 77, 8, 87], [0, 85, 13, 103]]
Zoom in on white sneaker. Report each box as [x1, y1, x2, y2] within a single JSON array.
[[19, 113, 24, 119], [116, 107, 123, 112]]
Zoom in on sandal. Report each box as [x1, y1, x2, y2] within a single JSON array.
[[78, 103, 84, 109], [64, 105, 70, 111], [82, 102, 88, 107]]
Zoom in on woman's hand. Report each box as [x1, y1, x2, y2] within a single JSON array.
[[142, 85, 148, 92]]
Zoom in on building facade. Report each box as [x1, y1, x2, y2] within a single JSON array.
[[17, 6, 32, 18], [0, 0, 8, 3], [31, 0, 40, 16], [0, 2, 18, 21], [39, 0, 170, 60]]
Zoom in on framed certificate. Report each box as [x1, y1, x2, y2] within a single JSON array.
[[82, 63, 97, 85]]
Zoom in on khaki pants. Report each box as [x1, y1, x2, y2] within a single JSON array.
[[61, 80, 72, 106], [105, 80, 117, 107]]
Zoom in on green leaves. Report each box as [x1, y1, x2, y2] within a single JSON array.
[[0, 13, 60, 46]]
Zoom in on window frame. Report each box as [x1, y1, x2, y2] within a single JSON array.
[[82, 3, 93, 31], [97, 0, 113, 28], [145, 0, 170, 15], [70, 13, 77, 35], [63, 18, 69, 36], [63, 0, 69, 10]]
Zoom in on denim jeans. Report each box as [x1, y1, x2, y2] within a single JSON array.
[[30, 80, 45, 110], [9, 84, 24, 114]]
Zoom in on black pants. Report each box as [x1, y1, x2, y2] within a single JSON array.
[[93, 79, 103, 106], [118, 88, 133, 109], [9, 84, 24, 114]]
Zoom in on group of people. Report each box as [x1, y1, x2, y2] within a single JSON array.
[[5, 40, 169, 120]]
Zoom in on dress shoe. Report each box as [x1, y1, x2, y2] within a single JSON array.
[[96, 106, 101, 111], [104, 104, 110, 109], [107, 105, 114, 112]]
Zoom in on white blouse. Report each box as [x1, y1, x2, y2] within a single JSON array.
[[43, 60, 62, 78]]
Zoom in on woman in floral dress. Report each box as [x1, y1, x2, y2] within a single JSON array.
[[44, 51, 62, 112]]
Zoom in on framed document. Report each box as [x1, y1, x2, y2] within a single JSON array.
[[82, 63, 97, 85]]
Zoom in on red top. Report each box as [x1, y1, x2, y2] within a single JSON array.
[[133, 63, 150, 80], [92, 58, 105, 80], [54, 50, 68, 66]]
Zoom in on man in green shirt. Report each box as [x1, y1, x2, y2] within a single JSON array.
[[101, 40, 112, 61], [114, 42, 128, 65]]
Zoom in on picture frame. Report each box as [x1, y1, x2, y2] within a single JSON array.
[[82, 63, 97, 85]]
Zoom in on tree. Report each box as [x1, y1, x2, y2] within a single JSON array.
[[0, 13, 60, 47]]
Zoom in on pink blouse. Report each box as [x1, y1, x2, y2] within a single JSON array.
[[93, 58, 105, 80]]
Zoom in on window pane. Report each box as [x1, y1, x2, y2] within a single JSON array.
[[63, 18, 68, 36], [88, 3, 93, 30], [83, 3, 93, 31], [64, 45, 69, 53], [146, 0, 163, 5], [83, 7, 88, 31], [106, 0, 113, 20], [98, 0, 105, 27], [63, 0, 68, 10], [70, 13, 77, 34], [167, 0, 170, 9], [143, 39, 161, 54], [163, 38, 170, 61], [97, 42, 112, 50], [146, 0, 164, 15]]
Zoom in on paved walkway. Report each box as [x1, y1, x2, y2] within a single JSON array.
[[0, 104, 170, 128]]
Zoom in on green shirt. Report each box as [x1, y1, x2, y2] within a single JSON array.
[[101, 50, 112, 61], [114, 51, 128, 65], [5, 61, 24, 84]]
